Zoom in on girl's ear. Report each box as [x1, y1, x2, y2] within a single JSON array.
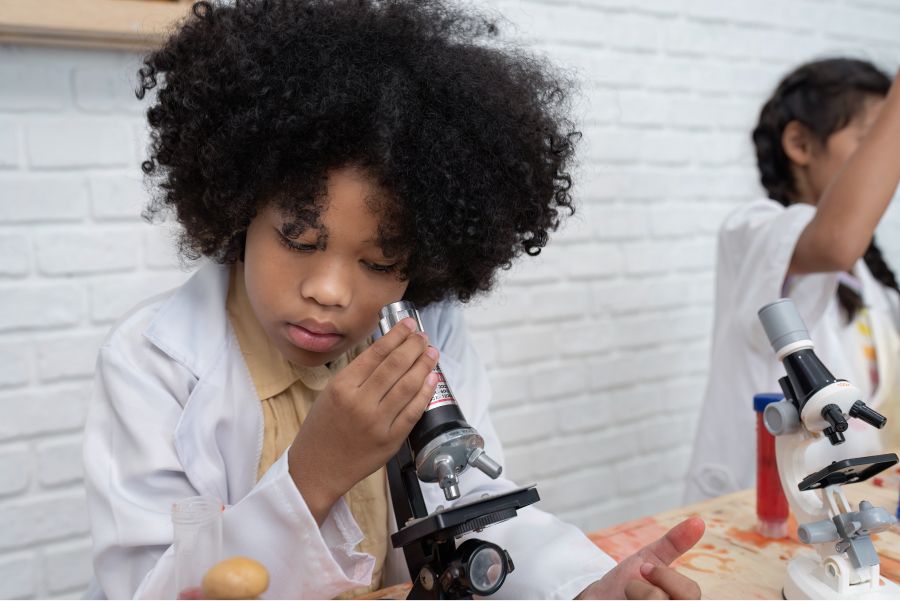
[[781, 120, 814, 167]]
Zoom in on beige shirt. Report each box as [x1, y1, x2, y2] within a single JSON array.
[[226, 263, 389, 596]]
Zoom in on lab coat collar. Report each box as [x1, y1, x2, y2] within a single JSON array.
[[142, 261, 231, 378], [141, 262, 249, 503]]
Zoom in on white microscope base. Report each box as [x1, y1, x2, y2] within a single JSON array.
[[784, 554, 900, 599]]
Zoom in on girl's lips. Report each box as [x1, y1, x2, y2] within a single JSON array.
[[285, 323, 344, 353]]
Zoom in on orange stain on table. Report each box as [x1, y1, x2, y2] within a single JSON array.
[[727, 526, 801, 549], [679, 551, 735, 575], [589, 517, 669, 562], [787, 514, 799, 541], [594, 516, 661, 537], [878, 555, 900, 582]]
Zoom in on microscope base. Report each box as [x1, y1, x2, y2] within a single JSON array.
[[784, 554, 900, 599]]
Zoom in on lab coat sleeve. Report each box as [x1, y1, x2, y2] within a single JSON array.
[[420, 303, 617, 599], [84, 342, 374, 600], [721, 201, 839, 353]]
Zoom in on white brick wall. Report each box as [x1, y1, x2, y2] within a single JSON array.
[[1, 1, 899, 597]]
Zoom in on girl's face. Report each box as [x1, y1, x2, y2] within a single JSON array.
[[802, 94, 885, 203], [242, 166, 408, 367]]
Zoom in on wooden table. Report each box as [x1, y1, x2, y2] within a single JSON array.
[[587, 474, 900, 599], [360, 472, 900, 599]]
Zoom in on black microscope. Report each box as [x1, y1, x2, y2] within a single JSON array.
[[378, 301, 539, 599]]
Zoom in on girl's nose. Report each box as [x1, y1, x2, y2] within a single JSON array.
[[299, 258, 352, 308]]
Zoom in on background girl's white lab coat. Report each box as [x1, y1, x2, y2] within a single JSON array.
[[685, 199, 900, 503], [83, 263, 615, 599]]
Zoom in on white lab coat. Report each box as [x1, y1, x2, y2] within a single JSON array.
[[83, 262, 615, 599], [685, 199, 900, 503]]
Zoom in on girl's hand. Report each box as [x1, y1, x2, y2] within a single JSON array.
[[576, 517, 705, 600], [287, 317, 439, 523]]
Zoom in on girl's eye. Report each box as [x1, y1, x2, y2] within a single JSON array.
[[364, 261, 397, 273], [276, 230, 317, 253]]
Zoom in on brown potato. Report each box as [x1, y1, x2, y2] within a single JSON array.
[[201, 556, 270, 600]]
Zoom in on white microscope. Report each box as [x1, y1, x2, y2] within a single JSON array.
[[758, 298, 900, 599]]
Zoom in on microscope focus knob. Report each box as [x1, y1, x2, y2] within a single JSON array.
[[764, 400, 801, 436], [823, 427, 846, 446], [468, 448, 502, 479], [821, 404, 849, 433], [849, 401, 887, 429]]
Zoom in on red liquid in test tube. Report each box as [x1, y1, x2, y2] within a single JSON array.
[[755, 393, 789, 538]]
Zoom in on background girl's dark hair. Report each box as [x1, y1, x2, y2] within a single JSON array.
[[136, 0, 579, 306], [751, 58, 898, 322]]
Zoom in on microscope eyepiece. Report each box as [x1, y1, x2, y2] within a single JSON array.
[[758, 299, 839, 408], [379, 301, 423, 333], [758, 298, 813, 356]]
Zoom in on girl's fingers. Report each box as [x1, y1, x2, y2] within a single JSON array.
[[625, 580, 669, 600], [389, 369, 440, 438], [341, 318, 418, 386], [642, 565, 701, 600], [380, 347, 439, 420], [640, 517, 705, 566], [359, 331, 430, 401]]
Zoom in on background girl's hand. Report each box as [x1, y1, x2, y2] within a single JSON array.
[[287, 318, 439, 523], [576, 517, 705, 600]]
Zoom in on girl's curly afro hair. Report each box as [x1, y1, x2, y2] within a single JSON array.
[[138, 0, 579, 306]]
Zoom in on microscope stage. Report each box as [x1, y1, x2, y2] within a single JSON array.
[[798, 454, 899, 491]]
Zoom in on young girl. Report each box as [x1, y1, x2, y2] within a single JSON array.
[[687, 58, 900, 502], [83, 1, 703, 598]]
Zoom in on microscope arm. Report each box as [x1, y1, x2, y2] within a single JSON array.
[[775, 432, 828, 527]]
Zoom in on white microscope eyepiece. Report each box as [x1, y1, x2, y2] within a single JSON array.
[[758, 298, 813, 358]]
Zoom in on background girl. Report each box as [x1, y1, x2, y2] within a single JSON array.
[[687, 58, 900, 502]]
